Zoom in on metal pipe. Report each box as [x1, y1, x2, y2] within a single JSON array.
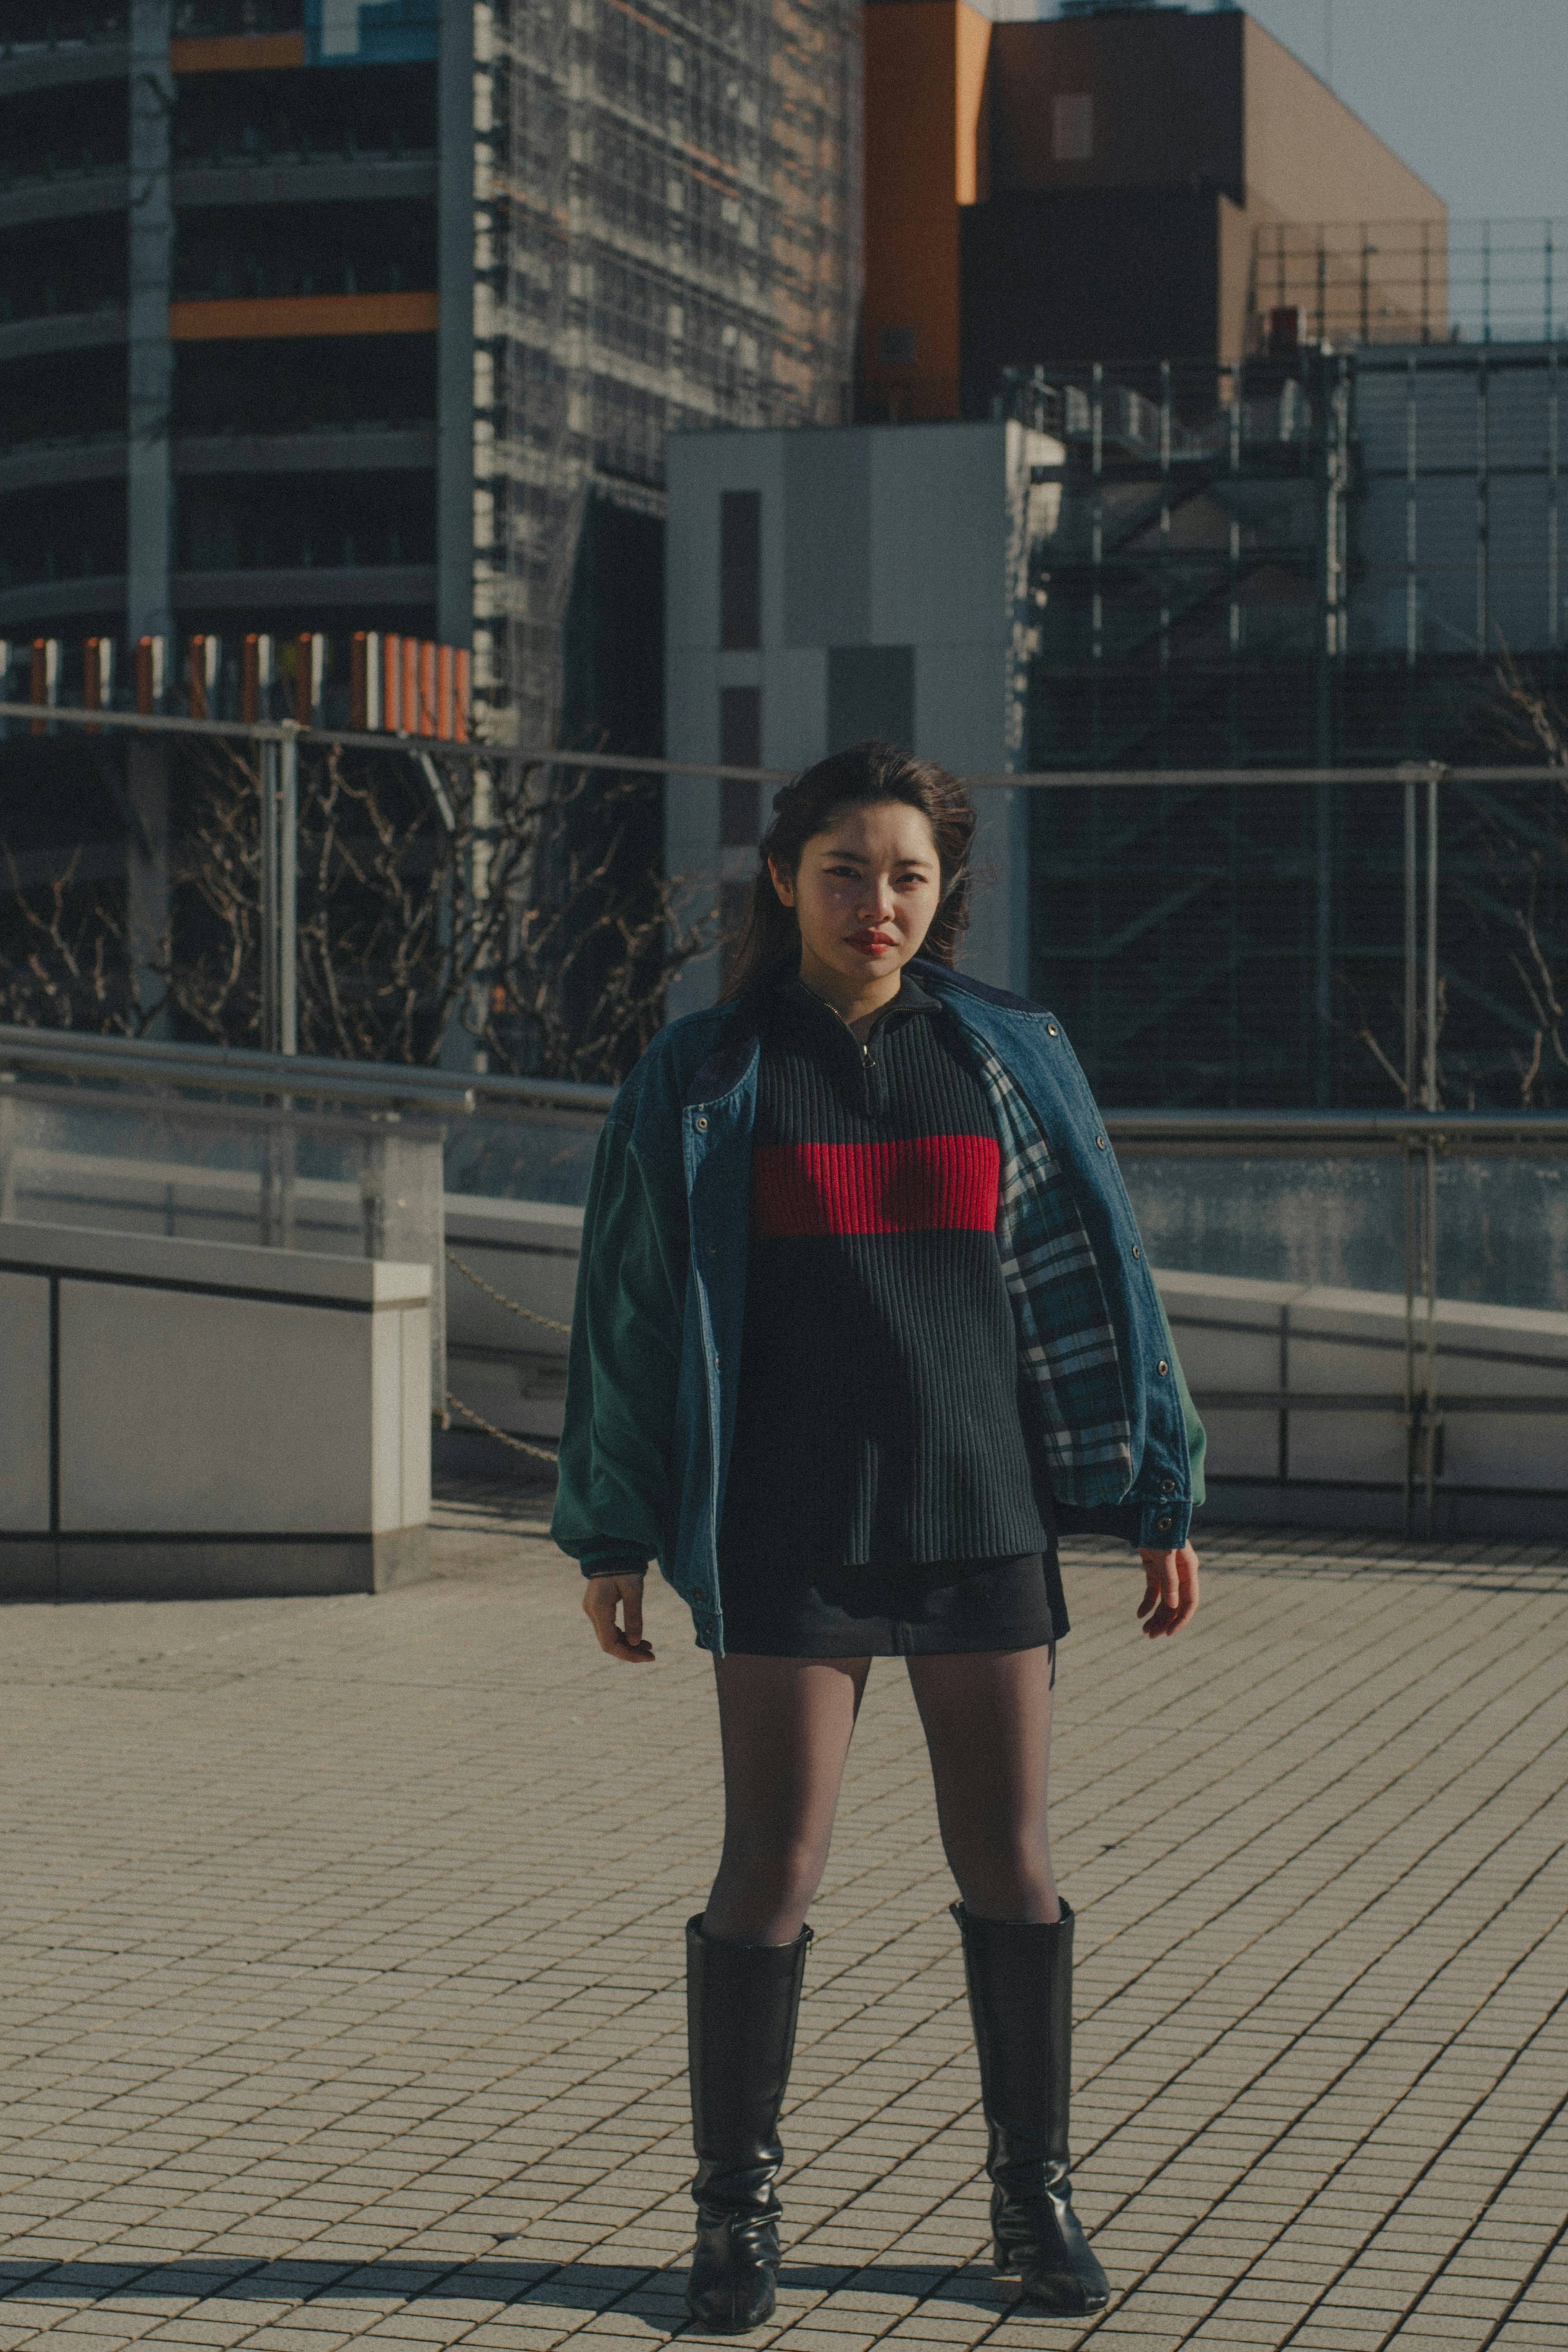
[[279, 721, 298, 1058], [1423, 765, 1441, 1538], [1425, 768, 1440, 1112], [2, 705, 1565, 794], [1403, 776, 1419, 1537], [259, 736, 280, 1058], [6, 1020, 1568, 1142]]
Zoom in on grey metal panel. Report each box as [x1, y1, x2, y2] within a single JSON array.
[[0, 45, 129, 99], [827, 645, 914, 751], [1487, 472, 1554, 651], [1486, 364, 1551, 468], [169, 565, 439, 610], [1413, 370, 1481, 470], [1351, 368, 1406, 471], [1414, 475, 1488, 653], [174, 430, 437, 478], [869, 422, 1009, 653], [0, 439, 127, 499], [784, 431, 869, 647], [172, 160, 437, 210], [0, 173, 129, 230], [0, 574, 125, 628], [0, 309, 126, 365]]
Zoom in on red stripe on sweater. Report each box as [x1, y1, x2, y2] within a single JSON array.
[[751, 1136, 1000, 1238]]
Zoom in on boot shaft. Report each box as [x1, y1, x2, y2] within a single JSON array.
[[951, 1900, 1074, 2160], [686, 1915, 812, 2177]]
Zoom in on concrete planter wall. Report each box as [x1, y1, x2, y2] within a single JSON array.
[[0, 1222, 431, 1602], [441, 1219, 1568, 1541], [1160, 1268, 1568, 1541]]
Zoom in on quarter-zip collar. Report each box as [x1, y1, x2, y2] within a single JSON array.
[[772, 969, 940, 1117]]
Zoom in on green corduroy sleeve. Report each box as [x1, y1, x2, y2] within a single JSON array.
[[1158, 1299, 1207, 1511], [550, 1116, 688, 1575]]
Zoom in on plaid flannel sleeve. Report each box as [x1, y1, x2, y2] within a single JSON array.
[[973, 1041, 1135, 1508]]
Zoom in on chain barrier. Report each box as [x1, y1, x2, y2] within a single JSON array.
[[442, 1247, 566, 1465], [446, 1246, 572, 1334], [443, 1388, 559, 1467]]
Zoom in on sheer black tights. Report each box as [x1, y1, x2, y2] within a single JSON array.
[[702, 1648, 1059, 1945]]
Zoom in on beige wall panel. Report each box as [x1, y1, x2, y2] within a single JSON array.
[[1200, 1407, 1282, 1483], [0, 1269, 51, 1532], [1243, 20, 1443, 230], [401, 1305, 432, 1528], [58, 1281, 374, 1534]]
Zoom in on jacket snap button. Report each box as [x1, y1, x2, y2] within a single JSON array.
[[708, 1242, 718, 1256], [1161, 1477, 1175, 1494], [1156, 1359, 1169, 1376], [1095, 1135, 1107, 1149], [694, 1115, 708, 1131], [713, 1351, 721, 1367], [1157, 1516, 1173, 1534], [1047, 1022, 1058, 1036], [1131, 1244, 1140, 1258]]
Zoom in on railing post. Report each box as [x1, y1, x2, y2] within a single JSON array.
[[1403, 775, 1418, 1537], [1423, 765, 1443, 1538], [258, 722, 298, 1060], [279, 720, 298, 1059], [259, 731, 279, 1057]]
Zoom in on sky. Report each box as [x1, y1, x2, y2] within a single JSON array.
[[1240, 0, 1568, 222]]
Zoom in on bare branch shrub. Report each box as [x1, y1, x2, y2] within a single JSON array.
[[0, 850, 139, 1034], [1340, 661, 1568, 1109], [2, 735, 721, 1079]]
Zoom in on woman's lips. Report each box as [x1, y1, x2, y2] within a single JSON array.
[[847, 933, 895, 956]]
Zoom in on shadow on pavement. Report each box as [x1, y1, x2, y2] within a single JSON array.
[[0, 2255, 1005, 2306]]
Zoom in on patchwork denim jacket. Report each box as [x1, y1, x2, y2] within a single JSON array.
[[551, 961, 1205, 1655]]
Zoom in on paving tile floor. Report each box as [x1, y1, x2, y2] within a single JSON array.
[[2, 1491, 1566, 2352]]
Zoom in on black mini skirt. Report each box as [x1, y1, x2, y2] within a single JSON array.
[[717, 1551, 1056, 1659]]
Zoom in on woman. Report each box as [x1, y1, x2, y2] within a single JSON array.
[[553, 743, 1203, 2331]]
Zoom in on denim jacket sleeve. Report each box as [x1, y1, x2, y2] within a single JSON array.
[[550, 1110, 687, 1579]]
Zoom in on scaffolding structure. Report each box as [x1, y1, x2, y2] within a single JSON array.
[[475, 0, 860, 746], [1250, 217, 1568, 353], [1010, 346, 1568, 1110]]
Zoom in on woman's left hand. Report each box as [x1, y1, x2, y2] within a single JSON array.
[[1136, 1543, 1200, 1637]]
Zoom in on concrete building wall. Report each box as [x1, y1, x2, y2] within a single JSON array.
[[0, 1220, 431, 1600], [861, 0, 991, 422], [665, 418, 1050, 1012], [864, 1, 1448, 411]]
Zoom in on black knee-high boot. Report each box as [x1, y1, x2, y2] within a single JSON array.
[[952, 1901, 1110, 2316], [685, 1914, 812, 2333]]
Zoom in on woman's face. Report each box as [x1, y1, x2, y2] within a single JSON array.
[[770, 799, 943, 997]]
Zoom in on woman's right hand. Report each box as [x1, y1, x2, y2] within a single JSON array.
[[583, 1572, 655, 1663]]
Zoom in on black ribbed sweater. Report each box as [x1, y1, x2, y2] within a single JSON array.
[[717, 974, 1050, 1571]]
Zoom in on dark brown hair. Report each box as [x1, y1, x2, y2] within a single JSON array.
[[720, 741, 976, 1001]]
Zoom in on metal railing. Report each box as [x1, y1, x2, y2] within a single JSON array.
[[5, 1021, 1566, 1537]]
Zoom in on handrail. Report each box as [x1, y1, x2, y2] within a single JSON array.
[[3, 700, 1566, 791], [1103, 1108, 1568, 1144], [4, 1022, 1568, 1141], [0, 1022, 618, 1115]]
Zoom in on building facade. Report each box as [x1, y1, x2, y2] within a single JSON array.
[[475, 0, 861, 749], [0, 0, 859, 744], [860, 0, 1445, 421], [0, 0, 468, 672], [666, 337, 1568, 1104], [664, 417, 1056, 1009]]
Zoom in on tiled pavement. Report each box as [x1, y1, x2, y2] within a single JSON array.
[[2, 1491, 1566, 2352]]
